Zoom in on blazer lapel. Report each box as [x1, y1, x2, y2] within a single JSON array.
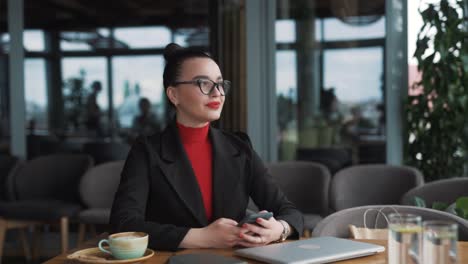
[[158, 121, 208, 226], [210, 128, 244, 220]]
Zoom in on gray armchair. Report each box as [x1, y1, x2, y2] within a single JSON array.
[[0, 156, 19, 201], [266, 161, 331, 234], [330, 164, 424, 211], [82, 142, 130, 165], [401, 177, 468, 207], [0, 155, 26, 261], [77, 160, 124, 245], [312, 205, 468, 241], [296, 147, 352, 174], [0, 154, 93, 262]]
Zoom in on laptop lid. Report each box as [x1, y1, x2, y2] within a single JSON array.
[[234, 237, 385, 264]]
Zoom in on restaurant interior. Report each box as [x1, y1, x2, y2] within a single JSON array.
[[0, 0, 467, 263]]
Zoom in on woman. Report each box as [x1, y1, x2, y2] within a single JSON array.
[[110, 43, 303, 251]]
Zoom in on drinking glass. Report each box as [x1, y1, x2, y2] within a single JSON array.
[[422, 221, 458, 264], [388, 213, 422, 264]]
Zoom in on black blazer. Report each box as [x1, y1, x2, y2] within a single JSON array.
[[110, 121, 304, 251]]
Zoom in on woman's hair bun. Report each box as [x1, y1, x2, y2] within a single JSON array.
[[163, 43, 183, 61]]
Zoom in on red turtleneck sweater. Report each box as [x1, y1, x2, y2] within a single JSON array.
[[177, 122, 213, 221]]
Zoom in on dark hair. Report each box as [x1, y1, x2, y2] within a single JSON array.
[[162, 43, 214, 91], [139, 97, 151, 106], [320, 88, 337, 113], [91, 81, 102, 91]]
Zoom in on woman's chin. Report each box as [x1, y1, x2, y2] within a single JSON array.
[[204, 113, 221, 122]]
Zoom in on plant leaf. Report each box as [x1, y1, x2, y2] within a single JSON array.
[[405, 0, 467, 181], [456, 197, 468, 211], [432, 202, 449, 211], [455, 197, 468, 220], [455, 207, 464, 218]]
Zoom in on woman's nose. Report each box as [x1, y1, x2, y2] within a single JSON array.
[[210, 85, 222, 96]]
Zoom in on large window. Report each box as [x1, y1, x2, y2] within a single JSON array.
[[275, 20, 296, 43], [24, 30, 45, 51], [1, 0, 213, 159], [114, 27, 171, 48], [56, 25, 209, 139], [323, 47, 384, 139], [276, 0, 386, 165], [276, 50, 298, 160], [323, 17, 385, 41], [174, 28, 210, 47], [60, 32, 93, 51], [61, 57, 108, 135], [25, 58, 48, 131], [112, 55, 165, 129]]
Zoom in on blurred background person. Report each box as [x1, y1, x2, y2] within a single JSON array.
[[85, 81, 103, 137], [319, 88, 343, 145], [320, 88, 342, 125], [341, 106, 374, 143], [131, 97, 161, 138]]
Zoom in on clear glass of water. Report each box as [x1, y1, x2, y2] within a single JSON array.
[[422, 221, 458, 264], [388, 213, 422, 264]]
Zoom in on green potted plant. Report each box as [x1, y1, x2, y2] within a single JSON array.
[[414, 196, 468, 220], [405, 0, 468, 181]]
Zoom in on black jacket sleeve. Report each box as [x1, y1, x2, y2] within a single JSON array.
[[236, 132, 304, 238], [109, 138, 190, 251]]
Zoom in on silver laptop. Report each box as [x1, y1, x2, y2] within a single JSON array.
[[234, 237, 385, 264]]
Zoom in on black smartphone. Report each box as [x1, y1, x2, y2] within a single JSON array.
[[237, 212, 273, 227]]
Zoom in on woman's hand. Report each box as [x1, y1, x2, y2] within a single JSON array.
[[180, 218, 242, 248], [202, 218, 243, 248], [237, 212, 284, 247]]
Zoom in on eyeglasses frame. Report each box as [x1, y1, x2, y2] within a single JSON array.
[[172, 79, 231, 96]]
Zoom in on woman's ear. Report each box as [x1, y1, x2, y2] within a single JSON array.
[[166, 87, 179, 106]]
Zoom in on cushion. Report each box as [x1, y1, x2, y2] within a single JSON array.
[[0, 200, 81, 221], [78, 208, 111, 225]]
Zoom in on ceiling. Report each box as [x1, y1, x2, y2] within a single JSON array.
[[0, 0, 210, 31], [0, 0, 385, 32], [279, 0, 385, 20]]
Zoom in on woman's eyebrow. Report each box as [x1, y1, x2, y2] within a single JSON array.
[[191, 75, 223, 81], [191, 75, 210, 80]]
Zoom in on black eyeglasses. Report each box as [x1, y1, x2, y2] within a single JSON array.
[[173, 79, 231, 96]]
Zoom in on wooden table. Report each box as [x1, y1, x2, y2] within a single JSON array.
[[44, 239, 468, 264]]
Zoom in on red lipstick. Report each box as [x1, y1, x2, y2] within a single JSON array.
[[206, 102, 221, 109]]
